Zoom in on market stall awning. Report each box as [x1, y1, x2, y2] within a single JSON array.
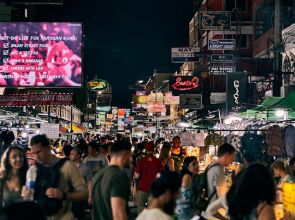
[[271, 91, 295, 110], [253, 96, 283, 111]]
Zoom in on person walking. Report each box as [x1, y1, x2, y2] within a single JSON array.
[[207, 143, 235, 205], [272, 160, 295, 203], [21, 134, 88, 220], [92, 140, 132, 220], [159, 143, 174, 172], [0, 146, 28, 207], [136, 171, 181, 220], [176, 156, 199, 220], [134, 141, 163, 214]]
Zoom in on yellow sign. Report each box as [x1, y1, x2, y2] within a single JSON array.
[[283, 182, 295, 220]]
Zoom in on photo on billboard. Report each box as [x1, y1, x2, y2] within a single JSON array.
[[0, 22, 82, 87]]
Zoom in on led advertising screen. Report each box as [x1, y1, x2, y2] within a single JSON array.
[[0, 22, 82, 87]]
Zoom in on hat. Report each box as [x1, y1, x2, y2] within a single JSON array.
[[145, 142, 154, 151]]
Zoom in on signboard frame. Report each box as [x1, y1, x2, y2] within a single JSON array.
[[208, 39, 236, 50], [211, 54, 234, 63], [179, 94, 202, 110], [200, 11, 231, 31], [171, 47, 200, 63]]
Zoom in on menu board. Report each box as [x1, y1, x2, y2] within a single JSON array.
[[40, 123, 60, 139]]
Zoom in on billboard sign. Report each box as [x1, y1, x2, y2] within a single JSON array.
[[208, 39, 235, 50], [200, 11, 231, 31], [179, 94, 202, 109], [171, 47, 200, 63], [0, 93, 73, 106], [169, 76, 201, 95], [96, 106, 111, 112], [226, 72, 247, 114], [0, 22, 82, 87], [87, 79, 111, 92], [211, 54, 234, 63]]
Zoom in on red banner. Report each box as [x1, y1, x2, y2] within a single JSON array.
[[0, 93, 73, 106]]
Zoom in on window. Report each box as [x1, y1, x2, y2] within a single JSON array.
[[226, 0, 248, 12], [225, 34, 248, 49]]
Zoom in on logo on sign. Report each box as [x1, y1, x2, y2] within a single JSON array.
[[171, 76, 200, 91]]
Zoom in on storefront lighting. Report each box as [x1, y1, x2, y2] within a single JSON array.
[[25, 125, 30, 129], [275, 109, 286, 118], [138, 80, 144, 83], [36, 130, 40, 134], [21, 132, 28, 138], [224, 115, 242, 125], [179, 120, 190, 128]]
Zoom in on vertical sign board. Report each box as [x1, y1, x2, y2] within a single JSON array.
[[226, 72, 247, 115]]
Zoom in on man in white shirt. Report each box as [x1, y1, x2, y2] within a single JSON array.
[[136, 171, 181, 220]]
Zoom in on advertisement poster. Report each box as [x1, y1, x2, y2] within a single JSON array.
[[0, 22, 82, 87]]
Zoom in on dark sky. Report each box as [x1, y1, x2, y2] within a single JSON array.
[[35, 0, 193, 107]]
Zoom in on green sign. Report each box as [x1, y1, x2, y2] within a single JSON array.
[[87, 79, 110, 91]]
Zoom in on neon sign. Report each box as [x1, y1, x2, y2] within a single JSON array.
[[171, 76, 200, 91]]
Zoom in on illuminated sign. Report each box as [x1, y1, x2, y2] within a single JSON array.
[[96, 106, 111, 112], [200, 11, 231, 31], [169, 76, 201, 95], [87, 79, 111, 92]]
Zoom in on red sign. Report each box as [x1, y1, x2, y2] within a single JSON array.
[[171, 76, 200, 91], [0, 93, 73, 106], [169, 76, 201, 95]]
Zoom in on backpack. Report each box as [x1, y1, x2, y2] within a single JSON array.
[[195, 163, 221, 212], [34, 158, 68, 216]]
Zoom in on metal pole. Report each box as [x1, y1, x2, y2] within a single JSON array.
[[274, 0, 282, 96], [70, 106, 73, 133], [48, 104, 50, 123]]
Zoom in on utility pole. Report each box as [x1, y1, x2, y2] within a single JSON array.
[[273, 0, 283, 96]]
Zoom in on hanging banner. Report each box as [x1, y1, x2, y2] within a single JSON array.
[[164, 93, 180, 105], [147, 103, 166, 113], [171, 47, 200, 63], [0, 93, 73, 106], [208, 39, 236, 50], [179, 94, 202, 109], [40, 123, 59, 139], [226, 72, 247, 114], [147, 93, 164, 104], [169, 76, 201, 95], [200, 11, 231, 31]]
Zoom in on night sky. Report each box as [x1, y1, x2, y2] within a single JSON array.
[[35, 0, 193, 107]]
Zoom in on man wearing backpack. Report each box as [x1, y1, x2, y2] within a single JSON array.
[[207, 143, 235, 205], [22, 134, 88, 220]]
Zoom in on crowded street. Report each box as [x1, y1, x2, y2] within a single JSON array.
[[0, 0, 295, 220]]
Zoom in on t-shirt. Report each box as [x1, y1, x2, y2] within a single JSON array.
[[136, 155, 163, 192], [46, 156, 88, 220], [83, 154, 109, 181], [207, 164, 226, 204], [92, 165, 130, 220], [136, 208, 172, 220]]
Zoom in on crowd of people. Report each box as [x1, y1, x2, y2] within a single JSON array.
[[0, 133, 294, 220]]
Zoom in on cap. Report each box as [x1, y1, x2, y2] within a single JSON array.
[[145, 142, 154, 151]]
